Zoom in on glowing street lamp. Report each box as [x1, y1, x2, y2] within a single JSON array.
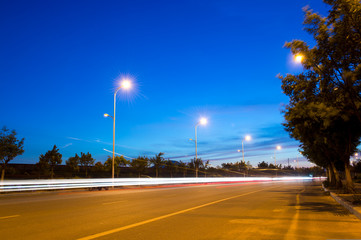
[[294, 54, 304, 63], [236, 135, 252, 177], [274, 145, 282, 166], [241, 135, 251, 164], [190, 117, 207, 178], [104, 79, 132, 180]]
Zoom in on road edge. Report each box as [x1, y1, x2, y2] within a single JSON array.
[[322, 183, 361, 220]]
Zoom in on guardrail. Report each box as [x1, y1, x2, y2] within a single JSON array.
[[0, 177, 320, 193]]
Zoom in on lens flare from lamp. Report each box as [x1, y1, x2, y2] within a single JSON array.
[[200, 118, 207, 125], [294, 54, 304, 63], [121, 80, 132, 89]]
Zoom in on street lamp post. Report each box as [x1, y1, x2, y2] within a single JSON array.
[[192, 117, 207, 178], [274, 145, 282, 166], [237, 135, 251, 177], [274, 145, 282, 177], [104, 80, 131, 180], [242, 135, 251, 164]]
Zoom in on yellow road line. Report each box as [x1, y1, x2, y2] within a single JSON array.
[[0, 215, 20, 220], [284, 187, 305, 239], [78, 186, 277, 240]]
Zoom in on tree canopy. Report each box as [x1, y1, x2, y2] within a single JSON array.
[[280, 0, 361, 191], [38, 145, 62, 179], [0, 126, 24, 181], [80, 152, 95, 177]]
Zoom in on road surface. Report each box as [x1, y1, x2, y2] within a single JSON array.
[[1, 180, 361, 239]]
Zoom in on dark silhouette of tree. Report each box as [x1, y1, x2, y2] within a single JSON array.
[[201, 160, 210, 177], [66, 153, 80, 176], [38, 145, 62, 179], [191, 157, 203, 177], [0, 126, 24, 181], [165, 159, 177, 178], [104, 155, 129, 177], [150, 152, 165, 178], [80, 152, 94, 177], [130, 156, 149, 178], [280, 0, 361, 192], [257, 161, 269, 169], [178, 161, 187, 177], [93, 162, 105, 174]]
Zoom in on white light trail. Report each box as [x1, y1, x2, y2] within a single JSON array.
[[0, 177, 325, 193]]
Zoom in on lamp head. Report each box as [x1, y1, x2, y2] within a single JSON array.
[[245, 135, 251, 141], [199, 117, 207, 125], [104, 113, 109, 117], [276, 145, 282, 150], [121, 79, 132, 89], [294, 54, 304, 63]]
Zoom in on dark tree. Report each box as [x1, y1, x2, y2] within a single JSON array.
[[80, 152, 94, 177], [165, 159, 177, 178], [0, 127, 24, 181], [66, 153, 80, 176], [178, 161, 188, 177], [280, 0, 361, 192], [104, 155, 129, 177], [38, 145, 62, 179], [191, 157, 203, 177], [93, 162, 105, 174], [150, 152, 165, 178], [257, 161, 269, 169], [130, 156, 149, 178]]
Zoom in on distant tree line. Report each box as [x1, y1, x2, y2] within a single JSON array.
[[0, 126, 339, 180]]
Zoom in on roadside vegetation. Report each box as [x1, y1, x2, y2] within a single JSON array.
[[0, 126, 329, 179], [280, 0, 361, 192]]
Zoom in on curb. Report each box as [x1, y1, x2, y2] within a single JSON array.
[[322, 183, 361, 221]]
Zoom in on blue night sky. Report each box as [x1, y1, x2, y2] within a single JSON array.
[[1, 0, 330, 168]]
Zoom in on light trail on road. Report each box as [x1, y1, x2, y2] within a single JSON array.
[[0, 176, 322, 193]]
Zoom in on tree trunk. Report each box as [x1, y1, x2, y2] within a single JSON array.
[[1, 168, 5, 182], [327, 166, 335, 186], [156, 168, 158, 178], [331, 162, 342, 188], [344, 160, 355, 193]]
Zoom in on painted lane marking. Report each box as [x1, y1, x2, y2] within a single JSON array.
[[0, 215, 20, 220], [283, 187, 305, 239], [78, 186, 278, 240]]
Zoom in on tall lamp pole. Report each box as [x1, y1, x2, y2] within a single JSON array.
[[191, 117, 207, 178], [104, 80, 131, 180], [242, 135, 251, 163], [274, 145, 282, 166], [273, 145, 281, 177]]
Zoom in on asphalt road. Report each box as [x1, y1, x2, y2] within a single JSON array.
[[1, 180, 361, 240]]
